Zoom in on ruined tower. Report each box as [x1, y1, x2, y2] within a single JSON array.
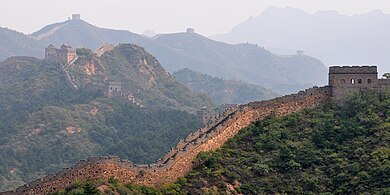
[[45, 44, 77, 64]]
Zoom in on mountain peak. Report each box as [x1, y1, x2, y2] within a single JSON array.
[[261, 6, 309, 17]]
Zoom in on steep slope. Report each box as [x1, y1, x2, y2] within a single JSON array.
[[70, 44, 210, 111], [0, 45, 208, 191], [212, 6, 390, 73], [0, 27, 42, 60], [173, 68, 278, 104], [179, 92, 390, 194]]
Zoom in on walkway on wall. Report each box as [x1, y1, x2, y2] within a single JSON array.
[[59, 62, 79, 90]]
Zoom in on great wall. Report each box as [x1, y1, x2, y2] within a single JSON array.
[[3, 51, 390, 195], [3, 86, 331, 194]]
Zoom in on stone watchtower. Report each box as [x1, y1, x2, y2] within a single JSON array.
[[328, 66, 378, 101], [45, 44, 77, 64], [72, 14, 81, 20], [105, 81, 123, 98]]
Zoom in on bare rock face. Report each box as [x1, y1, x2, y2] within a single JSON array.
[[65, 126, 81, 134], [8, 86, 331, 194]]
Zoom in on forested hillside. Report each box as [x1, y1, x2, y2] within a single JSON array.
[[0, 45, 207, 191], [71, 44, 210, 112], [60, 92, 390, 194], [173, 68, 277, 104]]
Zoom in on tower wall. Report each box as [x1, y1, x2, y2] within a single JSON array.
[[328, 66, 378, 101]]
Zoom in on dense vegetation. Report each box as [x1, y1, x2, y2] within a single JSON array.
[[0, 49, 204, 191], [179, 92, 390, 194], [62, 92, 390, 194], [173, 68, 277, 105]]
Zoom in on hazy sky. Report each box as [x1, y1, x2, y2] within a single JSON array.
[[1, 0, 390, 36]]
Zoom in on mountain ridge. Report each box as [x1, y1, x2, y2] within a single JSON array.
[[0, 16, 327, 94]]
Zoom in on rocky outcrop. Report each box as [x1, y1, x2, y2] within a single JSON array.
[[3, 86, 331, 194]]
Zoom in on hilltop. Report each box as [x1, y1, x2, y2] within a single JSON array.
[[0, 16, 327, 94], [0, 44, 209, 191], [173, 68, 278, 104], [0, 27, 42, 60]]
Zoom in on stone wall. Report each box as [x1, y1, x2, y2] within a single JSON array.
[[378, 79, 390, 93], [4, 86, 331, 194], [95, 44, 114, 57]]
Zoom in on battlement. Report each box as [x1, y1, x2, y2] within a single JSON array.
[[329, 66, 377, 74]]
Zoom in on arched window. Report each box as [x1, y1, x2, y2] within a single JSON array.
[[357, 79, 362, 84], [351, 79, 355, 84], [367, 79, 372, 84], [340, 79, 345, 84]]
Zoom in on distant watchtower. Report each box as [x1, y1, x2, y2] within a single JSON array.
[[296, 50, 304, 56], [72, 14, 81, 20], [105, 81, 123, 98], [186, 28, 195, 34], [328, 66, 378, 101]]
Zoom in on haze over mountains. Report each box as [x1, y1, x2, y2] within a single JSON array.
[[0, 16, 327, 94], [212, 6, 390, 73]]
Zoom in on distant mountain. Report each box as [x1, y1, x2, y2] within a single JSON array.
[[0, 27, 42, 60], [0, 16, 327, 94], [212, 6, 390, 73], [31, 19, 145, 50], [0, 44, 207, 191], [173, 68, 278, 104], [149, 32, 326, 94]]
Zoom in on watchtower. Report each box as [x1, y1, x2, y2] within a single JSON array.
[[186, 28, 195, 34], [72, 14, 81, 20], [196, 107, 218, 125], [328, 66, 378, 101], [45, 44, 77, 64], [105, 81, 123, 98]]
